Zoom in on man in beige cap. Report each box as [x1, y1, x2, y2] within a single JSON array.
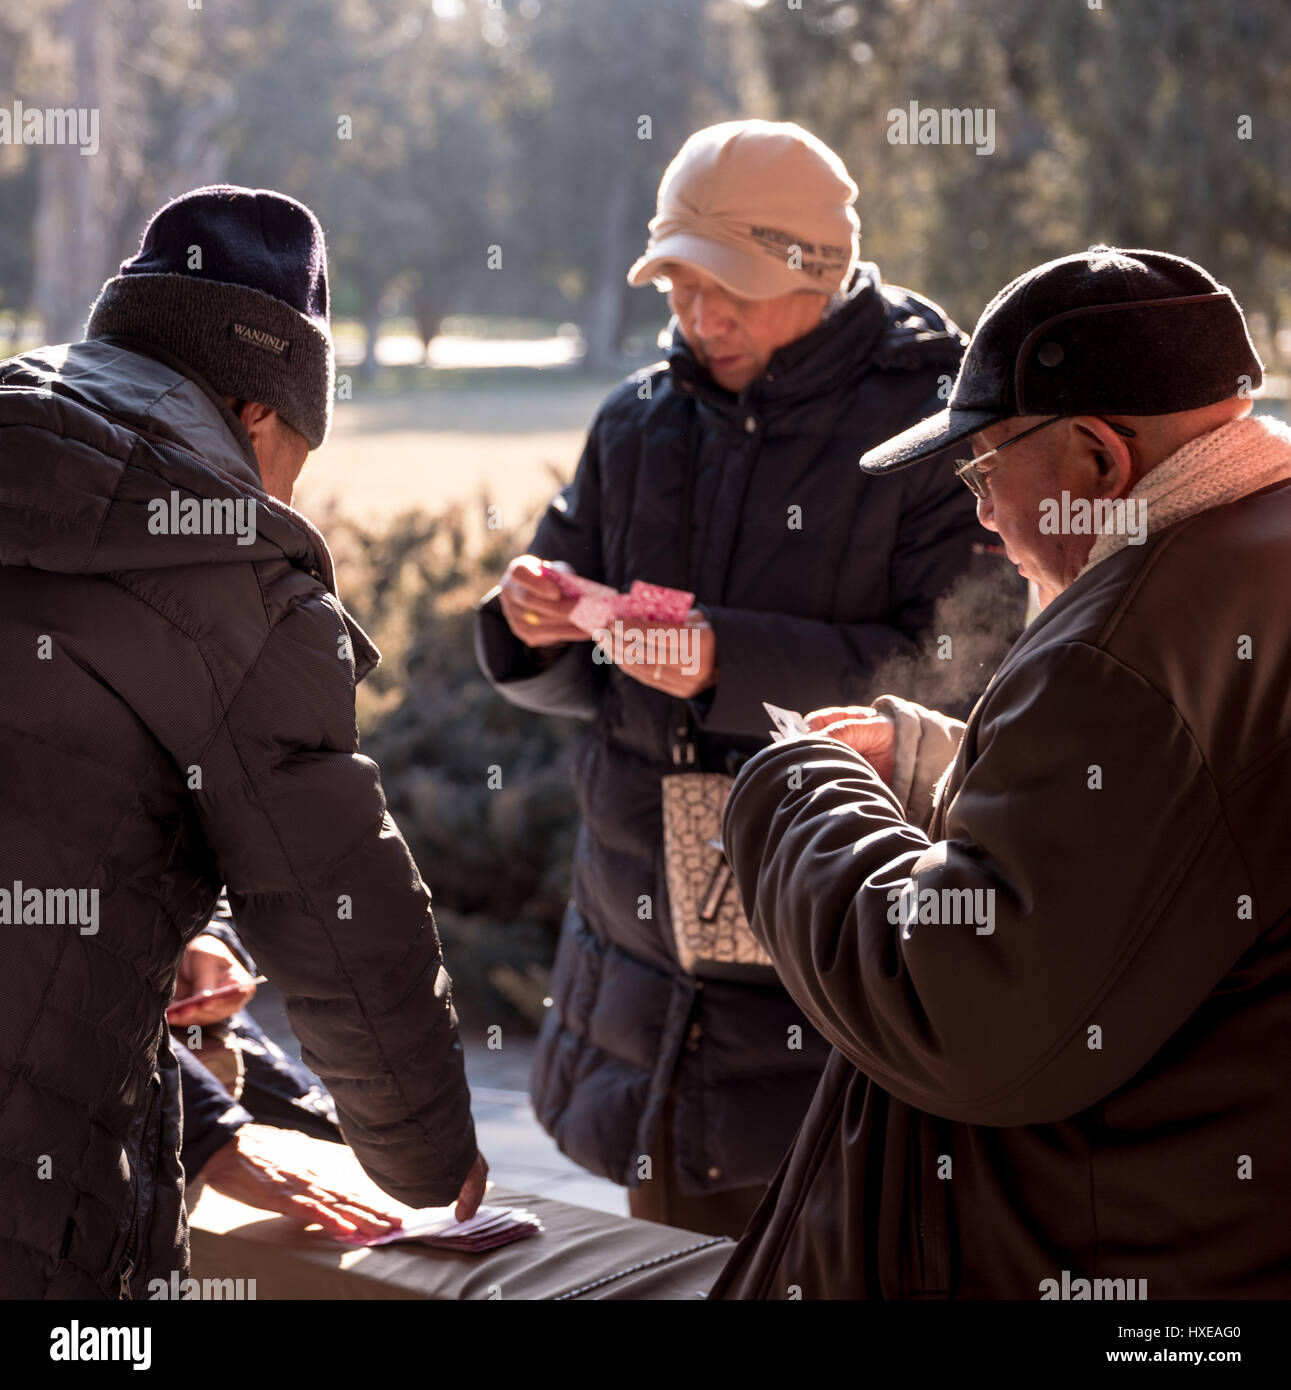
[[476, 120, 1018, 1237], [626, 119, 864, 388]]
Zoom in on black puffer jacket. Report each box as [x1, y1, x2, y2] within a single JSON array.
[[476, 266, 1018, 1197], [0, 337, 477, 1298]]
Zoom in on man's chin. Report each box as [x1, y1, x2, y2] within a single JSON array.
[[710, 365, 756, 392]]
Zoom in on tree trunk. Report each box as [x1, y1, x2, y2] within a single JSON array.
[[361, 278, 384, 382], [412, 273, 443, 354], [30, 0, 126, 345], [581, 162, 634, 372]]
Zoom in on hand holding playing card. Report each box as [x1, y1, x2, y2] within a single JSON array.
[[498, 555, 588, 648], [529, 568, 716, 697], [803, 705, 896, 784], [608, 607, 717, 699]]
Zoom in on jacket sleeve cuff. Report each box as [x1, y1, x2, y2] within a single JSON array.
[[175, 1042, 253, 1177], [872, 693, 966, 830], [475, 589, 601, 720]]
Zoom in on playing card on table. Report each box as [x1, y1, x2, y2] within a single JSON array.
[[342, 1203, 544, 1253], [763, 701, 812, 742]]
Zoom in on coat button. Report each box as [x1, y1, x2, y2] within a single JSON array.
[[707, 1165, 722, 1180], [744, 415, 758, 433], [685, 1021, 702, 1052]]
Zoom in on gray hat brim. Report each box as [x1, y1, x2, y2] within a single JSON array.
[[627, 233, 805, 300], [858, 404, 1007, 475]]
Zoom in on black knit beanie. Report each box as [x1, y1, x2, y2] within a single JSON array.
[[84, 185, 334, 449]]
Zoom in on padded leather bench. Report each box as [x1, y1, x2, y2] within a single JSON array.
[[187, 1131, 733, 1300]]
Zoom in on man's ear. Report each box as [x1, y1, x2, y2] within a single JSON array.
[[1071, 417, 1135, 498], [234, 400, 275, 432]]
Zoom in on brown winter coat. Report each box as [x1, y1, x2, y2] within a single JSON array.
[[713, 471, 1291, 1299]]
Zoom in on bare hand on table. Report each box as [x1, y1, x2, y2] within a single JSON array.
[[201, 1123, 406, 1239], [202, 1125, 490, 1236]]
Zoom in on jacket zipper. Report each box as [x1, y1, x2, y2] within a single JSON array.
[[115, 1072, 161, 1300], [911, 1113, 950, 1294], [912, 1116, 928, 1287]]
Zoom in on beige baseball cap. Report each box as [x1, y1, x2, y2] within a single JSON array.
[[627, 120, 861, 300]]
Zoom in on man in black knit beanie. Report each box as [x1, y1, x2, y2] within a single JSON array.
[[0, 186, 486, 1298]]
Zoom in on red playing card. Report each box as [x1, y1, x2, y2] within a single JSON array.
[[540, 566, 694, 630], [569, 594, 619, 634], [621, 580, 694, 623], [341, 1204, 544, 1254], [538, 564, 609, 601]]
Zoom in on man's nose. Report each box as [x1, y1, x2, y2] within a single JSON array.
[[692, 290, 732, 340], [976, 492, 998, 530]]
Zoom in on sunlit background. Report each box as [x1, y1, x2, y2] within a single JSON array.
[[2, 0, 1287, 1042]]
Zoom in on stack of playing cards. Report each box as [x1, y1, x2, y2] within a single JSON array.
[[541, 564, 694, 635], [764, 701, 811, 742], [342, 1204, 544, 1253]]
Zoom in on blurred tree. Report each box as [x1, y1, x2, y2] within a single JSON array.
[[4, 0, 152, 343], [497, 0, 743, 369], [744, 0, 1291, 360], [2, 0, 1287, 366]]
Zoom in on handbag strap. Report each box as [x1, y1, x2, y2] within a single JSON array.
[[670, 403, 703, 767]]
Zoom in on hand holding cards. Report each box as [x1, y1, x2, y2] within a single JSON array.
[[540, 564, 695, 634], [771, 703, 898, 784], [764, 701, 811, 742], [533, 563, 714, 696]]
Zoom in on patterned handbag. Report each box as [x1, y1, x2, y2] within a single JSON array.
[[660, 763, 776, 979], [657, 428, 778, 981]]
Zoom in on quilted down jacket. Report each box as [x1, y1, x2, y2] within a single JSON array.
[[476, 266, 1021, 1198], [0, 336, 477, 1298]]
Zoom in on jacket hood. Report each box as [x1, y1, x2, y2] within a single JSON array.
[[0, 336, 379, 678], [0, 336, 339, 585]]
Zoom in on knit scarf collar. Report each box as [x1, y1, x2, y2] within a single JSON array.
[[1081, 413, 1291, 575]]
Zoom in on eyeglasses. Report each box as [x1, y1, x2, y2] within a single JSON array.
[[953, 415, 1137, 499]]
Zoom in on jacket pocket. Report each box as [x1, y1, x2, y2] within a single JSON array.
[[756, 1074, 851, 1299]]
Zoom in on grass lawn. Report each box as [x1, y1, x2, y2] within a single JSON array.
[[294, 369, 625, 534]]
